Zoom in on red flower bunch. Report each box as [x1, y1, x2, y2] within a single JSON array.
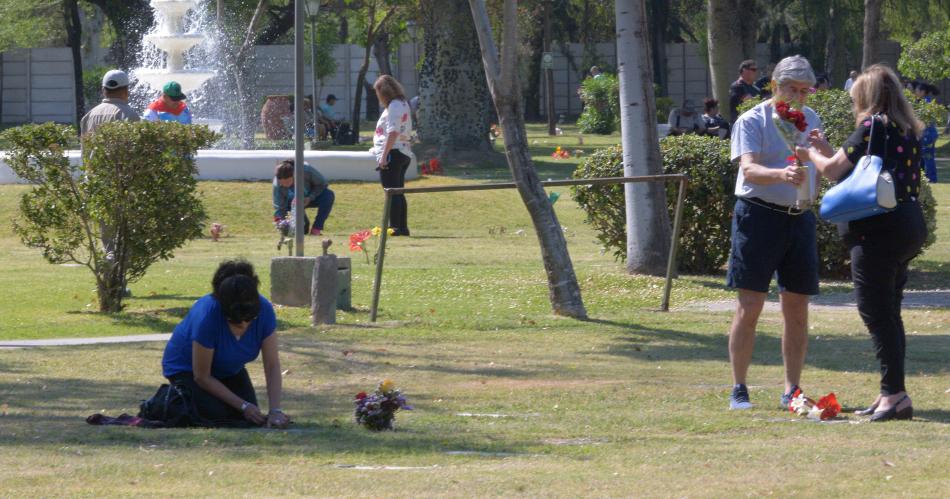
[[774, 100, 807, 132], [815, 393, 842, 420], [551, 146, 570, 159], [421, 158, 443, 175], [349, 229, 371, 252], [788, 389, 841, 420]]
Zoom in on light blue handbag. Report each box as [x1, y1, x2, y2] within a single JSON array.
[[819, 116, 897, 223]]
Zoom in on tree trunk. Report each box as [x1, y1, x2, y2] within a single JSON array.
[[419, 0, 494, 158], [224, 0, 270, 147], [824, 1, 846, 85], [524, 25, 543, 121], [707, 0, 745, 104], [373, 29, 393, 76], [543, 0, 556, 135], [649, 0, 668, 94], [64, 0, 85, 126], [862, 0, 883, 70], [469, 0, 586, 319], [351, 49, 371, 131], [616, 0, 670, 276], [737, 0, 758, 59], [363, 78, 380, 120]]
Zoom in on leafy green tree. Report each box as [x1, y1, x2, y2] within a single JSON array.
[[3, 121, 217, 312], [898, 22, 950, 83], [577, 73, 619, 134]]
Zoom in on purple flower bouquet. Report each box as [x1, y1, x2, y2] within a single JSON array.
[[354, 379, 412, 431]]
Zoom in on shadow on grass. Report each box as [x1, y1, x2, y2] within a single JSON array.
[[907, 259, 950, 290], [63, 308, 185, 333], [585, 317, 950, 376], [134, 294, 202, 302], [0, 376, 534, 456]]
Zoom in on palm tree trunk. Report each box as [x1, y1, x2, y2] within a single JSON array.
[[616, 0, 670, 276]]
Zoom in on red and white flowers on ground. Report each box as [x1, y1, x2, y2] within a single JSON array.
[[788, 388, 842, 420]]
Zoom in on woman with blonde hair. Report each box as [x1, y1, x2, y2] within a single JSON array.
[[797, 64, 928, 422], [371, 75, 414, 236]]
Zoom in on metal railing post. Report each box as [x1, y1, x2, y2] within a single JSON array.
[[368, 175, 688, 321], [661, 176, 688, 311], [369, 192, 393, 322]]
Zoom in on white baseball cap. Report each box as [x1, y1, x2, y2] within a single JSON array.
[[102, 69, 130, 90]]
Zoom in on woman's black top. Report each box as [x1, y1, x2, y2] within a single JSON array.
[[840, 114, 922, 202]]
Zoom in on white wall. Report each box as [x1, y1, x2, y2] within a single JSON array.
[[2, 48, 77, 125]]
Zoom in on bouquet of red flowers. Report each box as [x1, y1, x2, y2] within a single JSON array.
[[354, 379, 412, 431], [787, 388, 841, 420], [772, 100, 813, 208], [774, 101, 807, 133]]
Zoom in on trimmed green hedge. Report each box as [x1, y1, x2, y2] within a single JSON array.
[[572, 132, 937, 277]]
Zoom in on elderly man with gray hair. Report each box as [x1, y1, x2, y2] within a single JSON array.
[[725, 55, 833, 411]]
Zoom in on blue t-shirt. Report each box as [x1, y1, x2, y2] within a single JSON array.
[[162, 294, 277, 379]]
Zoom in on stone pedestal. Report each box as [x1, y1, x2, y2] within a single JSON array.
[[337, 257, 352, 309], [270, 256, 352, 309], [270, 256, 316, 307], [311, 254, 338, 325]]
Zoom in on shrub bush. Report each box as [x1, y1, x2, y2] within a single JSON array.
[[572, 135, 735, 274], [577, 74, 619, 134], [3, 121, 218, 312]]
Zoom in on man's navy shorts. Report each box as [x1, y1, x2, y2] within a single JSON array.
[[726, 197, 819, 295]]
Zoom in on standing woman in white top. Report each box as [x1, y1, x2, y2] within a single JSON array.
[[371, 75, 414, 236]]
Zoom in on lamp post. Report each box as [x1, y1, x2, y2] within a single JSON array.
[[293, 0, 305, 255], [306, 0, 320, 144]]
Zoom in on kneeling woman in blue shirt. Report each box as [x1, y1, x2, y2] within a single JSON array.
[[162, 260, 290, 428]]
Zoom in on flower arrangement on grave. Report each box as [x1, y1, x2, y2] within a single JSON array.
[[275, 203, 297, 254], [209, 222, 225, 242], [551, 146, 571, 159], [787, 388, 841, 420], [349, 227, 394, 264], [354, 379, 412, 431], [772, 100, 812, 208]]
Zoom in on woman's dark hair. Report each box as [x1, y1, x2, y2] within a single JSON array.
[[703, 98, 718, 113], [212, 260, 261, 322], [275, 159, 295, 179]]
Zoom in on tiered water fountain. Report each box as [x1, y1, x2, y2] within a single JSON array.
[[134, 0, 215, 97]]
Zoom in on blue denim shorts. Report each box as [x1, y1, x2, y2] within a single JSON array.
[[726, 198, 819, 295]]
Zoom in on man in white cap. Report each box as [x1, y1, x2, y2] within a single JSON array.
[[80, 69, 140, 136]]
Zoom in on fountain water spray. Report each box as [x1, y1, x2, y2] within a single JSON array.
[[134, 0, 215, 97]]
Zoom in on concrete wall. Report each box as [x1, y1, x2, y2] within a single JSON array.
[[2, 48, 77, 125], [2, 40, 946, 127]]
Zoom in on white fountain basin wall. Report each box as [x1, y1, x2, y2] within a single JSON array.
[[134, 69, 217, 95], [0, 150, 418, 184]]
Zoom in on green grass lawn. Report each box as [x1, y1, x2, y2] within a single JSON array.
[[1, 123, 948, 496]]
